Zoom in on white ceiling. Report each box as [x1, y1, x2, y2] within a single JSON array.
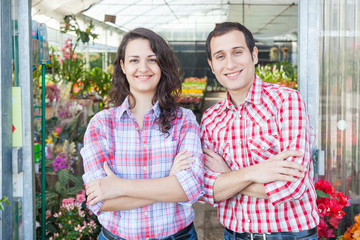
[[32, 0, 298, 43]]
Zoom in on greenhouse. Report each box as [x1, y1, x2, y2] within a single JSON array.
[[0, 0, 360, 239]]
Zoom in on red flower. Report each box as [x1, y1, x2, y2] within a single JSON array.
[[315, 180, 335, 194]]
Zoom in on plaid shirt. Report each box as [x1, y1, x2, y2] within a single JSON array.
[[81, 97, 204, 240], [200, 75, 319, 233]]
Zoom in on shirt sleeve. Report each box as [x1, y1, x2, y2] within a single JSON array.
[[174, 110, 205, 206], [197, 116, 222, 206], [264, 90, 316, 207], [80, 111, 111, 215]]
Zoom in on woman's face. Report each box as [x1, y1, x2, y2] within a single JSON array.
[[120, 38, 161, 98]]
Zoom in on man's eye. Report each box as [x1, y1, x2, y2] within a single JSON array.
[[216, 55, 224, 60], [234, 51, 242, 55]]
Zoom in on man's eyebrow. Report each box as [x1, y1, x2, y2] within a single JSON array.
[[212, 46, 246, 57]]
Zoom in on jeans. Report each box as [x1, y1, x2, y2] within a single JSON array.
[[98, 223, 198, 240], [223, 228, 318, 240]]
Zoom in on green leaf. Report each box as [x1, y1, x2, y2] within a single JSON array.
[[65, 186, 84, 195], [58, 169, 70, 186], [55, 181, 66, 194], [68, 174, 84, 188], [316, 189, 331, 198]]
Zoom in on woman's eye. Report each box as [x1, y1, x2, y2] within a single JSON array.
[[129, 59, 138, 63], [149, 58, 157, 63]]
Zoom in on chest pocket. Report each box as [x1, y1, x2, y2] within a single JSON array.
[[247, 134, 280, 164]]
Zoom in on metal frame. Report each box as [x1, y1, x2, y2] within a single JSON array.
[[298, 0, 320, 146], [0, 0, 13, 238], [18, 0, 35, 238]]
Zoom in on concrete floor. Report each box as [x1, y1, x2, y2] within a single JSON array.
[[193, 91, 227, 240]]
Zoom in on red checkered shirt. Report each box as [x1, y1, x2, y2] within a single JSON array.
[[200, 75, 319, 233], [81, 97, 204, 240]]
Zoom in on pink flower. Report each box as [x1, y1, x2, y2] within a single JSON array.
[[62, 198, 75, 205], [64, 50, 71, 59], [71, 53, 77, 61], [54, 126, 62, 135], [59, 57, 65, 65], [76, 190, 86, 203]]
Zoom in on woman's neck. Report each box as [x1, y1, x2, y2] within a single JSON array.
[[129, 92, 156, 129]]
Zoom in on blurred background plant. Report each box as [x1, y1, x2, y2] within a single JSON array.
[[316, 179, 351, 239], [256, 61, 297, 89], [46, 192, 100, 239], [0, 196, 9, 212]]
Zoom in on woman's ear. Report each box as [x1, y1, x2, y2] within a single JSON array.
[[120, 60, 126, 74]]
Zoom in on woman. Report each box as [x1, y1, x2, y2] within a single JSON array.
[[81, 28, 204, 240]]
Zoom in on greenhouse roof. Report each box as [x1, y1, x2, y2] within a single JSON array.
[[32, 0, 298, 43]]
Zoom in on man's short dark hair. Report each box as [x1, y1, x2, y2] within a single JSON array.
[[206, 22, 255, 61]]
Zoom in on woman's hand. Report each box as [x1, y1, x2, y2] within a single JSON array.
[[169, 150, 194, 175], [203, 148, 231, 173], [85, 161, 121, 206]]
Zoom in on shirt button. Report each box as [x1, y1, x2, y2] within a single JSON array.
[[247, 219, 251, 223], [261, 146, 266, 150], [237, 140, 242, 145], [143, 166, 147, 171], [144, 211, 148, 216], [143, 144, 147, 148], [145, 238, 150, 240]]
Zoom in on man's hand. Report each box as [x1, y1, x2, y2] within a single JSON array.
[[246, 150, 306, 183], [169, 150, 194, 176], [203, 148, 231, 173], [86, 161, 121, 206]]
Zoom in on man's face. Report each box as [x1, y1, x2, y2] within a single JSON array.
[[208, 30, 258, 97]]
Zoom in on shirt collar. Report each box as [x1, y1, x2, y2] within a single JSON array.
[[218, 74, 264, 114], [245, 74, 264, 105], [117, 96, 161, 118]]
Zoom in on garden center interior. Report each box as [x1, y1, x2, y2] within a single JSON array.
[[0, 0, 360, 239]]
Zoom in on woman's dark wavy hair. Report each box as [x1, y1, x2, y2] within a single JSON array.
[[206, 22, 255, 61], [108, 28, 182, 134]]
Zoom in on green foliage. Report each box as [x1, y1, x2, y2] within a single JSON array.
[[256, 61, 298, 89], [316, 189, 331, 199], [0, 196, 9, 211], [46, 199, 100, 239], [61, 15, 98, 45]]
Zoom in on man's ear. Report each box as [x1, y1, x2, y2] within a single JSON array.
[[120, 60, 125, 74], [252, 46, 259, 65], [208, 59, 215, 74]]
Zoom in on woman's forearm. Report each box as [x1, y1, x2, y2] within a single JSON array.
[[99, 196, 157, 212]]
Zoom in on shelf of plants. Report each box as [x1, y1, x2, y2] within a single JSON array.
[[178, 76, 207, 111]]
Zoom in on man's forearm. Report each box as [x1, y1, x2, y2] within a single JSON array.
[[239, 183, 268, 199], [99, 197, 156, 212], [213, 169, 253, 202], [116, 175, 189, 202]]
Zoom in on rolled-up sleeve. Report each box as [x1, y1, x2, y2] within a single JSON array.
[[174, 110, 205, 206], [81, 111, 112, 215], [197, 119, 222, 206], [264, 91, 316, 206]]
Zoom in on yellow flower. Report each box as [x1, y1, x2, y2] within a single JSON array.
[[46, 136, 53, 144], [52, 131, 59, 138]]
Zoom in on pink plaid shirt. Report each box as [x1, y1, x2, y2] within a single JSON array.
[[81, 97, 204, 240], [200, 75, 319, 233]]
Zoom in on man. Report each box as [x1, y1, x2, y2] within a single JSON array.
[[200, 22, 319, 239]]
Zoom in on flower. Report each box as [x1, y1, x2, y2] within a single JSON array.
[[316, 180, 350, 239], [46, 136, 54, 144], [76, 190, 86, 204], [48, 193, 100, 239], [342, 213, 360, 239], [53, 153, 67, 172]]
